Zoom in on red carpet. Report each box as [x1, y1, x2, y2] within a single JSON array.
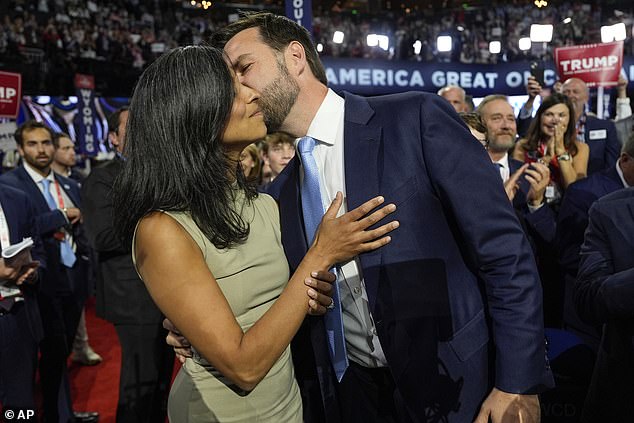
[[68, 298, 119, 422], [68, 298, 179, 423]]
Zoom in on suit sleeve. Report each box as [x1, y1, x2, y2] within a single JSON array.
[[574, 203, 634, 324], [604, 120, 621, 169], [419, 95, 550, 394], [81, 169, 127, 254], [522, 204, 556, 245], [556, 185, 592, 277]]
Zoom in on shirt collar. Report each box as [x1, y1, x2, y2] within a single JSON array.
[[304, 89, 344, 146], [494, 152, 510, 168], [23, 162, 54, 185], [616, 160, 630, 188]]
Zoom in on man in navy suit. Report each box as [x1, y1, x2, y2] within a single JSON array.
[[207, 13, 552, 423], [477, 95, 561, 325], [476, 95, 555, 244], [574, 187, 634, 421], [0, 184, 44, 414], [0, 121, 97, 423], [557, 132, 634, 349]]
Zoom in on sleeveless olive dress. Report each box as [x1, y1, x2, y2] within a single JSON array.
[[133, 192, 302, 422]]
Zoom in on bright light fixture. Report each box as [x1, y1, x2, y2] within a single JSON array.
[[333, 31, 344, 44], [519, 37, 532, 51], [413, 40, 422, 55], [489, 41, 501, 54], [530, 24, 553, 42], [437, 35, 452, 52], [601, 22, 627, 42]]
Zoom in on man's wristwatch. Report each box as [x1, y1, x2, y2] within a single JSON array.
[[557, 153, 571, 162]]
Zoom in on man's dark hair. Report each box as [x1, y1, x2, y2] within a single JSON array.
[[52, 132, 73, 149], [113, 45, 256, 249], [14, 120, 54, 147], [209, 12, 328, 86], [107, 106, 129, 135]]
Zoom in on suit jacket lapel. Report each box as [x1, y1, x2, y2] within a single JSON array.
[[343, 93, 383, 311], [55, 173, 81, 207], [16, 166, 49, 212], [279, 157, 309, 271]]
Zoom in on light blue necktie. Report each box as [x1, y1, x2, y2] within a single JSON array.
[[298, 136, 349, 382], [40, 179, 76, 268]]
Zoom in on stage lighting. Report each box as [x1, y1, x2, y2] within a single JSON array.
[[413, 40, 422, 55], [437, 35, 452, 52], [530, 24, 553, 42], [333, 31, 344, 44], [489, 41, 501, 54], [601, 23, 627, 42], [519, 37, 532, 51]]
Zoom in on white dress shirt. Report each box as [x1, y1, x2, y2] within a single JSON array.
[[299, 88, 387, 367], [23, 163, 76, 251], [494, 153, 511, 182]]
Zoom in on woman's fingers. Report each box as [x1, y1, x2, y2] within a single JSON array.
[[356, 203, 397, 229], [305, 274, 334, 296], [357, 220, 400, 244], [343, 195, 385, 222], [323, 191, 344, 219]]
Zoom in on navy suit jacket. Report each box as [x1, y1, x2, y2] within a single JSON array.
[[557, 165, 624, 279], [269, 92, 553, 422], [574, 187, 634, 421], [0, 185, 44, 342], [517, 113, 620, 175], [0, 166, 89, 298], [508, 158, 556, 247], [82, 158, 162, 325]]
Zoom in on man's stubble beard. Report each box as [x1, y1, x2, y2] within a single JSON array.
[[260, 60, 300, 133], [488, 134, 516, 153]]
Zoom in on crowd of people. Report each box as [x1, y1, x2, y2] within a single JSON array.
[[1, 8, 634, 423], [1, 1, 633, 77]]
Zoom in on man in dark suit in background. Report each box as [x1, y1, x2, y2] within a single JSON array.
[[0, 184, 44, 415], [0, 120, 96, 422], [574, 187, 634, 422], [211, 13, 553, 423], [557, 132, 634, 349], [82, 108, 174, 423]]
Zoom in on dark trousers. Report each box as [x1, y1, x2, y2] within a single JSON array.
[[0, 302, 39, 410], [37, 290, 83, 423], [114, 323, 174, 423], [336, 361, 413, 423]]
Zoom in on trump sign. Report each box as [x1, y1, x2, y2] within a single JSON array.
[[0, 71, 21, 119], [555, 41, 623, 87]]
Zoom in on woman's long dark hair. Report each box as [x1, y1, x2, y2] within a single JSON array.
[[523, 92, 578, 157], [113, 45, 257, 249]]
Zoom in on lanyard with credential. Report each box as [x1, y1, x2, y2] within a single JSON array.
[[52, 179, 66, 209]]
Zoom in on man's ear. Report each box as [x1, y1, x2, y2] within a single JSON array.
[[17, 145, 24, 157], [285, 41, 307, 76]]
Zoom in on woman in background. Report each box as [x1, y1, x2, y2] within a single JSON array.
[[513, 93, 589, 205]]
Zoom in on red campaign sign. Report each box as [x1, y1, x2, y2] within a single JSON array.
[[0, 71, 22, 119], [74, 73, 95, 90], [555, 41, 623, 87]]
